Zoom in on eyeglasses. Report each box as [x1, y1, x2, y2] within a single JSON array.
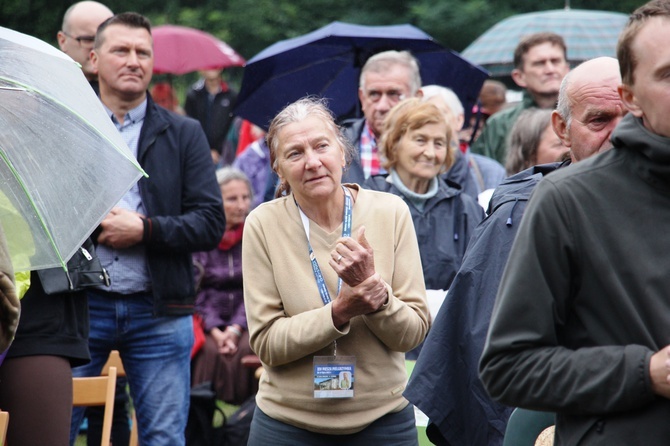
[[62, 31, 96, 48]]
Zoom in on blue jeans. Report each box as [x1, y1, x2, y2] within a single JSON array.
[[248, 404, 418, 446], [70, 290, 193, 446]]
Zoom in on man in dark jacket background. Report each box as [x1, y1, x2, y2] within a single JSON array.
[[184, 68, 237, 165], [405, 56, 624, 446], [69, 13, 225, 446], [480, 2, 670, 444]]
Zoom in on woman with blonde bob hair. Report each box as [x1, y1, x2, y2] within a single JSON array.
[[365, 98, 484, 302], [243, 97, 430, 445], [380, 98, 455, 181]]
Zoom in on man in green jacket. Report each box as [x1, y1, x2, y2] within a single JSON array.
[[471, 32, 570, 164]]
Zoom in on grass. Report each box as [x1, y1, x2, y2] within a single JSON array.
[[73, 400, 240, 445]]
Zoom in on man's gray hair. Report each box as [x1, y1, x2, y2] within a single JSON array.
[[555, 71, 573, 129], [359, 50, 421, 95], [421, 85, 464, 117]]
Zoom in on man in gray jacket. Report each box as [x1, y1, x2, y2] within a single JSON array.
[[480, 1, 670, 444]]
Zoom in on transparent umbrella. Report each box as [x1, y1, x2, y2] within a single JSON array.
[[462, 9, 628, 77], [0, 26, 146, 272]]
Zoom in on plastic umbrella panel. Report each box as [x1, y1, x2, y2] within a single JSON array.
[[152, 25, 245, 75], [234, 21, 488, 130], [462, 9, 628, 77], [0, 26, 145, 271]]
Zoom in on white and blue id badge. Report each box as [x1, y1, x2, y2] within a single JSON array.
[[313, 355, 356, 398]]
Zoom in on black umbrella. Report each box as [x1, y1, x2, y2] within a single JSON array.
[[234, 21, 489, 130]]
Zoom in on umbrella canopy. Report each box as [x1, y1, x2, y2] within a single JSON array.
[[462, 9, 629, 77], [0, 26, 146, 272], [152, 25, 245, 75], [234, 21, 488, 130]]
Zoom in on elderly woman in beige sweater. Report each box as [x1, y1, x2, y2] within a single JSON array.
[[243, 97, 430, 445]]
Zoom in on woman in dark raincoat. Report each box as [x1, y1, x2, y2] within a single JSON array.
[[364, 98, 483, 292]]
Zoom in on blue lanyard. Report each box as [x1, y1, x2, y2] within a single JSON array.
[[297, 187, 352, 305]]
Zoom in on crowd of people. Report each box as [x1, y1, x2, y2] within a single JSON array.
[[1, 1, 669, 445]]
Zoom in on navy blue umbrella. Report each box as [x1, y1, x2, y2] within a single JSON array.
[[234, 21, 489, 130]]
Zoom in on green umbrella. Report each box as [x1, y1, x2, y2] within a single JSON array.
[[462, 9, 628, 77], [0, 26, 146, 272]]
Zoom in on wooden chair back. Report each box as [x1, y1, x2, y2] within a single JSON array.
[[101, 350, 138, 446], [0, 410, 9, 446], [72, 367, 117, 446]]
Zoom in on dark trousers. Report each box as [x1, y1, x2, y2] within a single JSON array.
[[248, 404, 418, 446]]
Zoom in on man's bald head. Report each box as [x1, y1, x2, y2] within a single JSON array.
[[58, 1, 113, 80], [552, 57, 626, 162]]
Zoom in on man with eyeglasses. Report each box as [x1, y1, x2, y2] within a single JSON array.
[[58, 4, 126, 446], [57, 1, 113, 92], [341, 50, 422, 184]]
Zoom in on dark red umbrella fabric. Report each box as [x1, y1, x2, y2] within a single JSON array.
[[152, 25, 245, 75]]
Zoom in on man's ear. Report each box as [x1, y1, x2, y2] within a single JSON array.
[[91, 50, 99, 73], [56, 31, 67, 51], [511, 68, 528, 89], [551, 110, 571, 148], [358, 87, 365, 105], [618, 84, 643, 118]]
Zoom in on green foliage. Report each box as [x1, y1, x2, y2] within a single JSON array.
[[409, 0, 515, 51], [0, 0, 643, 83], [1, 0, 642, 56]]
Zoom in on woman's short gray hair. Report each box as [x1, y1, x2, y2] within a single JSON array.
[[215, 166, 254, 201], [266, 97, 355, 197], [421, 85, 464, 117], [505, 108, 553, 176]]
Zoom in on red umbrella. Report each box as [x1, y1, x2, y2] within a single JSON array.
[[152, 25, 245, 75]]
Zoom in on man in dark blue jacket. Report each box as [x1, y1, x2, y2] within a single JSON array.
[[69, 13, 225, 446]]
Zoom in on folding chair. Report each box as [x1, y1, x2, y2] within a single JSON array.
[[73, 367, 117, 446], [0, 410, 9, 445], [102, 350, 138, 446]]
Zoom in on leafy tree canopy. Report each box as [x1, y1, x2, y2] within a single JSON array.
[[0, 0, 643, 94]]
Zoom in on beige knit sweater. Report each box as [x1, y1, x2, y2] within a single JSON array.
[[242, 185, 429, 435]]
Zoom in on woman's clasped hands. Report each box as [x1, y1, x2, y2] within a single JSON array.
[[329, 226, 389, 327]]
